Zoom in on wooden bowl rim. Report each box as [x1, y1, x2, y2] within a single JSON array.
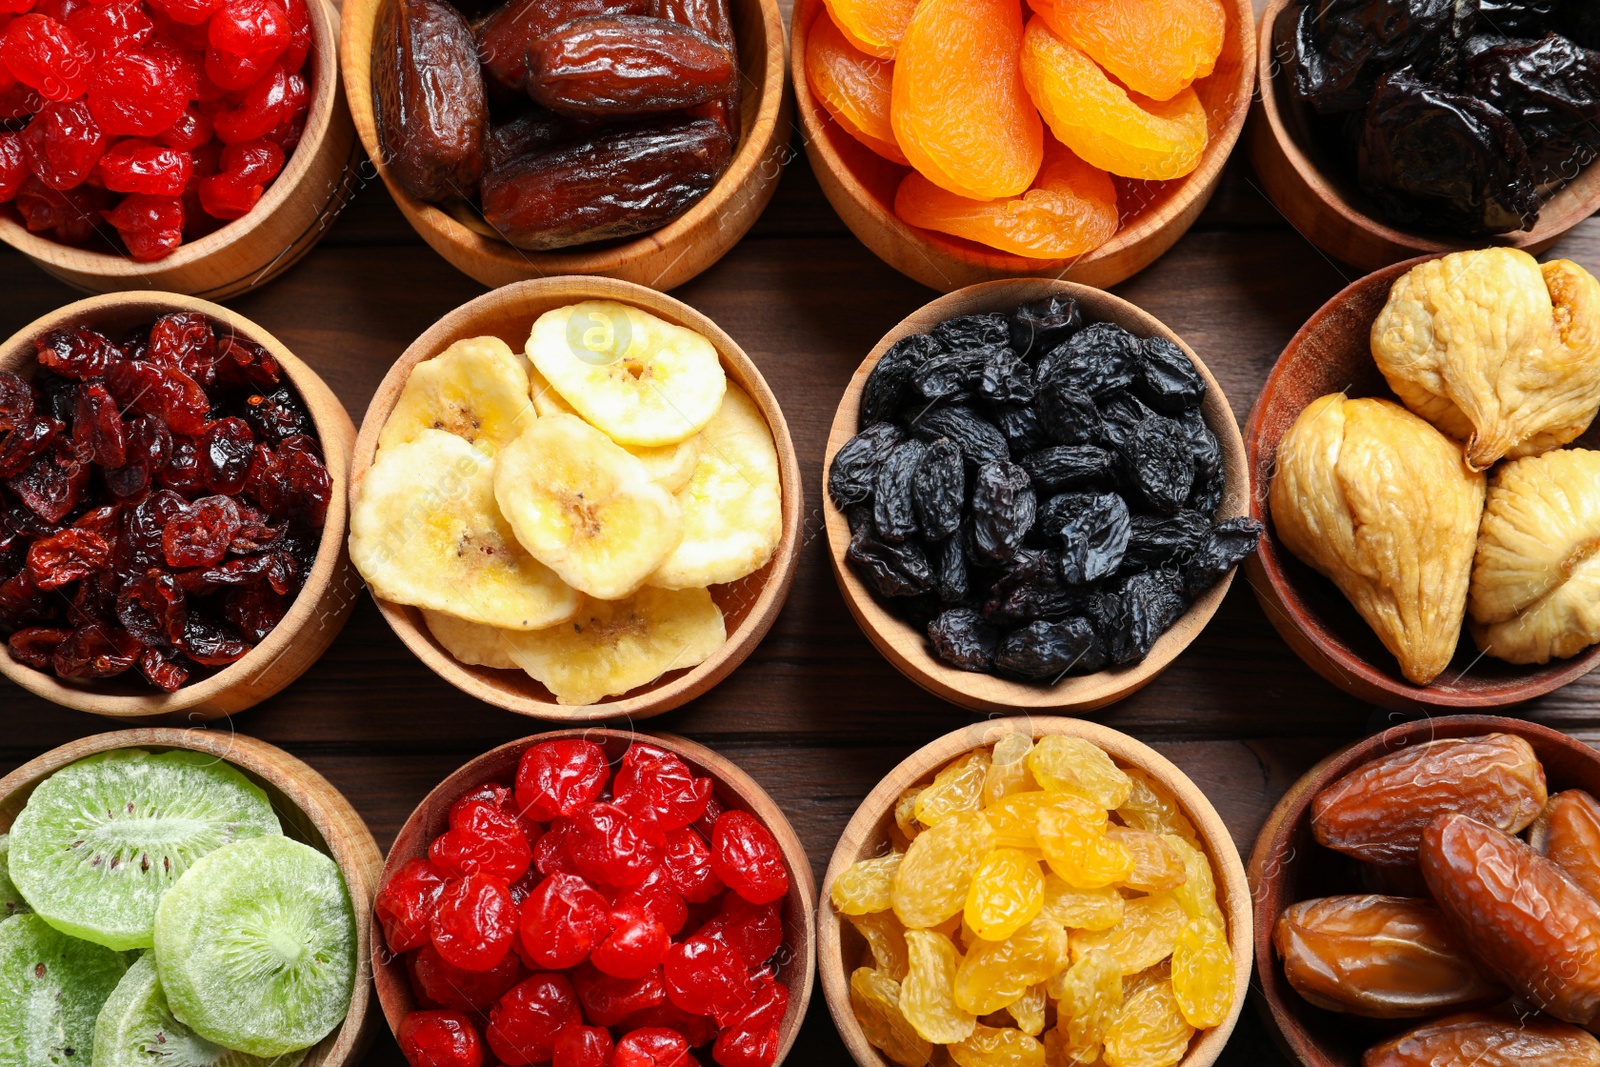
[[821, 278, 1251, 714], [0, 727, 381, 1067], [0, 0, 345, 278], [817, 714, 1254, 1067], [370, 726, 818, 1062], [337, 0, 787, 280], [1241, 252, 1600, 708], [0, 292, 356, 719], [788, 0, 1258, 290], [348, 275, 803, 722]]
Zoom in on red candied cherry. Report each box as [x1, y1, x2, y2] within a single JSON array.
[[263, 68, 306, 149], [710, 812, 788, 905], [207, 0, 286, 57], [212, 61, 289, 143], [519, 872, 611, 970], [279, 0, 307, 68], [715, 893, 782, 968], [22, 97, 104, 190], [516, 739, 610, 821], [0, 0, 37, 15], [146, 0, 221, 27], [567, 801, 664, 889], [0, 82, 44, 119], [158, 106, 212, 150], [197, 137, 281, 219], [202, 42, 273, 90], [1, 14, 86, 99], [692, 792, 724, 840], [613, 1028, 691, 1067], [409, 942, 524, 1012], [66, 0, 152, 57], [615, 882, 687, 937], [712, 978, 787, 1067], [0, 132, 23, 201], [571, 962, 665, 1027], [656, 826, 723, 904], [148, 39, 203, 98], [532, 822, 580, 878], [430, 796, 532, 882], [552, 1025, 612, 1067], [88, 51, 189, 137], [104, 193, 185, 261], [432, 871, 517, 972], [622, 1002, 717, 1049], [614, 744, 713, 832], [455, 779, 544, 846], [662, 935, 750, 1023], [485, 973, 580, 1067], [376, 856, 449, 954], [98, 139, 191, 195], [591, 900, 669, 980], [398, 1011, 484, 1067]]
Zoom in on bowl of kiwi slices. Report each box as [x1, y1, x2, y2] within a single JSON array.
[[0, 728, 382, 1067]]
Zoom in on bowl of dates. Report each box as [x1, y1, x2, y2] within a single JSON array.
[[1250, 0, 1600, 273], [1249, 715, 1600, 1067], [372, 727, 816, 1067], [818, 714, 1253, 1067], [789, 0, 1257, 294], [823, 279, 1257, 714], [0, 0, 358, 299], [340, 0, 788, 291], [0, 292, 357, 719]]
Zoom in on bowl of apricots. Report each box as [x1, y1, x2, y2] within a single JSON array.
[[791, 0, 1257, 293]]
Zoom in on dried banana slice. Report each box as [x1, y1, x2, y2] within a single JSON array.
[[1471, 449, 1600, 664], [379, 336, 535, 454], [422, 608, 519, 670], [493, 414, 683, 600], [650, 384, 783, 590], [503, 586, 726, 705], [527, 300, 727, 447], [350, 429, 582, 630], [1269, 395, 1485, 685], [530, 364, 704, 493]]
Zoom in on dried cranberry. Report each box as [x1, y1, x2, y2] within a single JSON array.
[[196, 136, 280, 218], [8, 438, 86, 522], [519, 872, 612, 970], [71, 383, 126, 468], [242, 386, 307, 442], [431, 871, 516, 973], [212, 329, 279, 389], [591, 900, 669, 980], [175, 549, 295, 595], [148, 311, 216, 383], [710, 812, 788, 905], [0, 371, 36, 426], [87, 50, 186, 137], [0, 415, 59, 478], [22, 97, 104, 188], [409, 942, 523, 1012], [158, 435, 206, 495], [614, 743, 714, 832], [115, 570, 186, 645], [551, 1025, 612, 1067], [163, 493, 239, 567], [376, 856, 449, 954], [106, 357, 208, 434], [116, 488, 184, 571], [397, 1010, 483, 1067], [173, 611, 249, 664], [7, 624, 69, 668], [567, 801, 665, 890], [571, 962, 665, 1028], [35, 325, 117, 380], [612, 1028, 690, 1067], [1, 13, 87, 100], [486, 973, 581, 1067], [516, 740, 610, 822], [662, 935, 749, 1022], [52, 621, 140, 678], [26, 523, 110, 589], [13, 173, 102, 241], [219, 583, 283, 640], [137, 645, 187, 690]]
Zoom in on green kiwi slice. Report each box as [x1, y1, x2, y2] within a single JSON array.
[[9, 749, 282, 951], [0, 912, 128, 1067], [0, 835, 29, 918]]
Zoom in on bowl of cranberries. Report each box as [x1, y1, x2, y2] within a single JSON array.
[[373, 729, 818, 1067], [0, 291, 358, 718], [0, 0, 356, 298]]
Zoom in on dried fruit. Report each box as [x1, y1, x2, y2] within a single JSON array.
[[964, 848, 1044, 942], [372, 0, 487, 204], [950, 1025, 1047, 1067], [851, 967, 933, 1067], [1029, 0, 1225, 101], [902, 929, 977, 1043], [954, 913, 1068, 1015], [1069, 892, 1184, 973], [1027, 736, 1132, 809], [849, 910, 911, 980], [1101, 973, 1193, 1067], [1052, 949, 1121, 1057], [805, 12, 907, 164], [527, 16, 735, 117], [821, 0, 916, 57], [893, 809, 997, 929], [1531, 790, 1600, 901], [1363, 1011, 1600, 1067]]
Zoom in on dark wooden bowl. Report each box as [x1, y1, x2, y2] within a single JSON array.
[[1242, 255, 1600, 710], [1247, 715, 1600, 1067]]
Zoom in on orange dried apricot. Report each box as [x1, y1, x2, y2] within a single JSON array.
[[805, 13, 909, 165], [891, 0, 1043, 200], [1027, 0, 1226, 101], [1019, 17, 1207, 181], [820, 0, 918, 59]]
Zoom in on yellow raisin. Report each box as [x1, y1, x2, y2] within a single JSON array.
[[1117, 769, 1199, 844], [955, 914, 1070, 1016], [1070, 893, 1185, 973], [1102, 975, 1194, 1067], [903, 929, 978, 1044], [1042, 1028, 1100, 1067], [833, 850, 905, 915], [1027, 736, 1133, 808], [1037, 807, 1133, 889], [1052, 949, 1123, 1057], [894, 809, 997, 929], [1169, 919, 1233, 1028], [989, 792, 1103, 851], [1161, 834, 1223, 930], [896, 788, 924, 843], [918, 751, 993, 826], [966, 848, 1046, 941], [1106, 828, 1186, 893], [849, 909, 911, 981], [851, 966, 935, 1067], [950, 1024, 1048, 1067], [1040, 874, 1124, 932], [984, 733, 1038, 807], [1007, 983, 1048, 1036]]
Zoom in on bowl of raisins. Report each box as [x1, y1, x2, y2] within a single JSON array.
[[371, 727, 817, 1067], [824, 279, 1256, 715], [0, 0, 358, 299], [0, 292, 358, 719]]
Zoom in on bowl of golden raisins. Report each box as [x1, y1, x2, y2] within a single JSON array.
[[819, 716, 1251, 1067]]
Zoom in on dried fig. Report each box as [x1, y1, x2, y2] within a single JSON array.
[[1371, 249, 1600, 470], [527, 16, 735, 117], [1529, 790, 1600, 902], [1268, 394, 1485, 685], [475, 0, 650, 94], [1364, 1011, 1600, 1067], [1469, 449, 1600, 665]]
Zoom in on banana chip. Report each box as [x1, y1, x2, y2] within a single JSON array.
[[503, 586, 726, 705], [530, 364, 704, 492], [350, 430, 582, 630], [379, 336, 534, 454], [422, 609, 519, 670]]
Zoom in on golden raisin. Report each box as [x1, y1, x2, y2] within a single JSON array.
[[1040, 873, 1124, 932], [955, 914, 1071, 1016], [895, 787, 924, 844], [1037, 806, 1133, 889], [1027, 736, 1133, 808], [1117, 768, 1199, 844], [1106, 827, 1186, 893], [965, 848, 1046, 942], [903, 929, 979, 1043], [989, 791, 1103, 851], [1161, 834, 1222, 930], [1007, 983, 1048, 1037], [849, 908, 911, 980], [950, 1024, 1048, 1067], [1102, 974, 1194, 1067], [894, 809, 997, 929], [1052, 949, 1123, 1057], [1026, 0, 1226, 101], [851, 966, 935, 1067], [806, 12, 908, 164], [833, 850, 904, 915], [918, 750, 993, 827], [1169, 919, 1233, 1028], [984, 733, 1038, 807], [1070, 892, 1184, 974]]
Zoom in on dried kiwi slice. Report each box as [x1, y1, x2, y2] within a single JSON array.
[[0, 913, 128, 1067], [9, 750, 282, 951], [0, 835, 28, 918], [155, 836, 357, 1058], [95, 954, 308, 1067]]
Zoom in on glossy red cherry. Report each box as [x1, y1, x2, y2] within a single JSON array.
[[519, 872, 612, 970], [551, 1025, 612, 1067], [566, 801, 664, 889], [431, 871, 517, 972], [1, 14, 86, 99], [570, 962, 665, 1027], [590, 901, 669, 980], [613, 1028, 691, 1067], [397, 1010, 484, 1067], [98, 138, 191, 195], [532, 821, 580, 878], [430, 795, 532, 882], [710, 811, 788, 905], [662, 935, 750, 1022], [516, 739, 610, 821], [656, 826, 723, 904], [486, 973, 581, 1066], [376, 856, 449, 954], [715, 893, 782, 968], [613, 743, 713, 831], [408, 942, 524, 1012], [88, 50, 187, 136], [614, 882, 688, 937]]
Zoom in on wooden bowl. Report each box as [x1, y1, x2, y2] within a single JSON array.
[[0, 727, 382, 1067], [1248, 0, 1600, 274], [372, 727, 817, 1061], [790, 0, 1256, 294], [339, 0, 789, 292], [1247, 714, 1600, 1067], [1242, 256, 1600, 710], [0, 292, 359, 721], [822, 278, 1251, 714], [0, 0, 357, 300], [350, 276, 802, 722], [819, 715, 1253, 1067]]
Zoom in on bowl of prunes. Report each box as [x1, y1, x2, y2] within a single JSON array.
[[1250, 0, 1600, 272], [822, 279, 1260, 715]]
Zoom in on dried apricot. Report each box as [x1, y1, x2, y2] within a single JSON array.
[[955, 914, 1070, 1015], [851, 966, 934, 1067], [1169, 919, 1232, 1028], [891, 0, 1043, 200], [894, 809, 997, 929], [1102, 973, 1193, 1067], [849, 909, 911, 980], [1027, 736, 1132, 808], [833, 850, 903, 915], [951, 1024, 1048, 1067], [1027, 0, 1225, 101], [805, 12, 908, 165], [918, 750, 993, 826], [1070, 892, 1184, 974], [820, 0, 916, 58], [965, 847, 1045, 941], [1019, 17, 1206, 181], [903, 929, 978, 1043]]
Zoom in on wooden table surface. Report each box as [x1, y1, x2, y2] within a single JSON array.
[[5, 12, 1600, 1060]]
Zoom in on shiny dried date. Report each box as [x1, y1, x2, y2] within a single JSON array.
[[475, 0, 649, 95], [528, 16, 735, 117], [1363, 1011, 1600, 1067], [1530, 790, 1600, 902]]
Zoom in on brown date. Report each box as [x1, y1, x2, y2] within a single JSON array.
[[527, 16, 735, 116], [1529, 790, 1600, 902], [1421, 813, 1600, 1027], [474, 0, 649, 95], [1363, 1011, 1600, 1067], [372, 0, 488, 204], [655, 0, 739, 141], [1312, 733, 1547, 866], [480, 117, 732, 250], [484, 109, 585, 172], [1273, 895, 1505, 1018]]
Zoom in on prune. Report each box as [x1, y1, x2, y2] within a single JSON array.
[[1133, 337, 1205, 415], [911, 437, 963, 541], [929, 535, 970, 603], [242, 386, 309, 442], [0, 416, 61, 478], [1189, 463, 1227, 519], [1183, 517, 1262, 598], [175, 613, 251, 665], [148, 313, 218, 384], [1036, 381, 1103, 446], [829, 421, 904, 508], [1009, 295, 1082, 361], [913, 350, 989, 404], [72, 384, 126, 468], [475, 0, 649, 95], [116, 571, 187, 646], [9, 439, 87, 523], [971, 461, 1035, 563], [899, 591, 943, 629], [34, 326, 119, 380], [910, 406, 1009, 469], [979, 351, 1035, 405], [1092, 571, 1189, 665], [985, 402, 1048, 454], [931, 313, 1010, 353], [527, 16, 735, 117], [201, 417, 254, 495], [1112, 412, 1195, 515], [1124, 511, 1211, 571], [53, 623, 141, 678], [1463, 36, 1600, 184], [847, 524, 932, 597], [873, 439, 925, 543], [1279, 0, 1469, 113], [982, 548, 1084, 625], [994, 617, 1106, 679], [1036, 323, 1140, 399], [1051, 492, 1131, 585], [927, 607, 998, 670], [1019, 445, 1112, 494]]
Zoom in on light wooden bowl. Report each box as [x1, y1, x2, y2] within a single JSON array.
[[1249, 0, 1600, 274], [790, 0, 1256, 294], [822, 278, 1250, 714], [339, 0, 789, 291], [819, 715, 1253, 1067], [372, 727, 817, 1061], [0, 727, 381, 1067], [0, 0, 357, 300], [1242, 256, 1600, 711], [1247, 714, 1600, 1067], [0, 292, 358, 721], [350, 276, 802, 721]]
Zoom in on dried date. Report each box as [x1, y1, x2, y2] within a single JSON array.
[[528, 16, 735, 117], [373, 0, 488, 204], [475, 0, 649, 95], [1530, 790, 1600, 901], [1365, 1011, 1600, 1067], [655, 0, 740, 140]]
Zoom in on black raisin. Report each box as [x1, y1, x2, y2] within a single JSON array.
[[828, 422, 904, 509], [1123, 510, 1211, 571], [981, 548, 1085, 625], [909, 406, 1010, 469], [1009, 295, 1082, 361], [1179, 408, 1222, 481], [900, 592, 945, 629], [912, 437, 964, 542], [927, 606, 998, 671], [846, 525, 932, 598], [872, 439, 925, 543], [1047, 492, 1131, 585], [979, 351, 1035, 404], [986, 401, 1050, 454], [971, 461, 1035, 563], [1019, 445, 1113, 494], [1036, 381, 1103, 446], [930, 535, 971, 603], [1184, 517, 1263, 599], [1099, 393, 1157, 449], [845, 503, 874, 536], [1036, 323, 1140, 399], [1133, 337, 1206, 415], [932, 313, 1011, 353], [913, 351, 989, 404], [1091, 571, 1189, 666], [1189, 463, 1228, 519], [861, 335, 941, 428], [1112, 413, 1195, 514], [994, 618, 1106, 680]]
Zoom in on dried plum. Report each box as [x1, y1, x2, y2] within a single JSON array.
[[828, 421, 904, 508], [1036, 381, 1103, 446], [1009, 295, 1082, 361], [979, 351, 1035, 404], [1036, 323, 1140, 399], [1091, 571, 1189, 666], [1019, 445, 1113, 494], [912, 351, 989, 404], [931, 313, 1010, 353], [873, 439, 925, 543], [1049, 492, 1131, 585], [1279, 0, 1471, 114], [1179, 408, 1222, 482], [1463, 35, 1600, 184], [930, 536, 971, 603], [1133, 337, 1206, 415], [1111, 412, 1196, 514], [971, 461, 1035, 563], [928, 607, 998, 671], [861, 334, 941, 428], [909, 406, 1009, 469], [995, 618, 1106, 680], [1184, 517, 1264, 599], [912, 438, 964, 541], [1189, 463, 1228, 518], [1124, 511, 1211, 571], [847, 525, 932, 598]]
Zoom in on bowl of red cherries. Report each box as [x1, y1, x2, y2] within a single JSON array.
[[372, 729, 817, 1067]]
